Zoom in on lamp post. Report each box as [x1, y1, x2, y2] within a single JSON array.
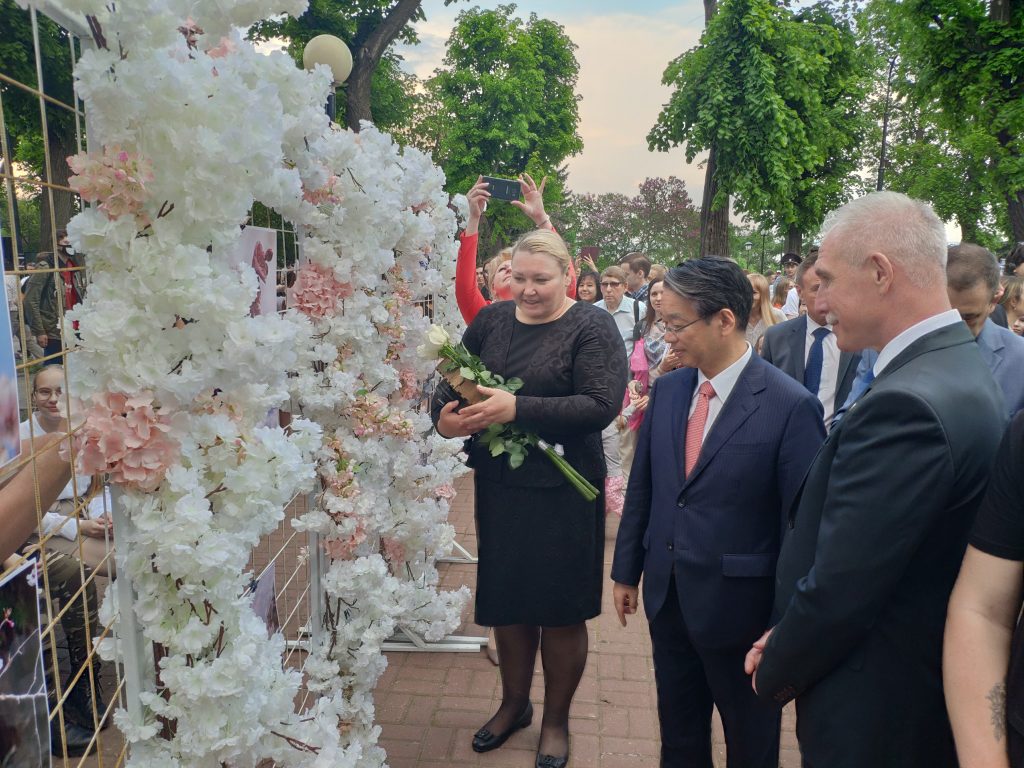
[[743, 240, 753, 270], [303, 34, 353, 122]]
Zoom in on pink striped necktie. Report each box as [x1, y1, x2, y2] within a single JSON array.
[[684, 380, 716, 477]]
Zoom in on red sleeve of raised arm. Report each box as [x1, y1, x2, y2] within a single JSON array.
[[456, 231, 488, 325], [566, 253, 577, 299]]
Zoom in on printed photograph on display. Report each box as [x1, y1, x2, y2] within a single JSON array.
[[0, 560, 51, 767], [0, 262, 21, 469], [231, 226, 278, 318]]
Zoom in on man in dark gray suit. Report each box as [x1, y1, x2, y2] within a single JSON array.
[[745, 192, 1005, 768], [760, 254, 860, 426], [947, 242, 1024, 418]]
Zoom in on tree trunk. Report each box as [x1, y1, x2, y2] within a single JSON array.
[[990, 0, 1012, 23], [785, 224, 802, 255], [345, 0, 423, 131], [699, 144, 730, 258], [38, 125, 77, 252], [1009, 190, 1024, 242]]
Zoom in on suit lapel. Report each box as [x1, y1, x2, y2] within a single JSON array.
[[788, 317, 807, 380], [683, 358, 763, 489]]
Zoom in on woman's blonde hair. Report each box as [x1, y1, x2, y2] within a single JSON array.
[[512, 229, 571, 274], [747, 273, 779, 329], [482, 248, 513, 291], [1001, 275, 1024, 310]]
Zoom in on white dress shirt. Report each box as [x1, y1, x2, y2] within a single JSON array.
[[783, 287, 801, 319], [805, 317, 841, 423], [689, 344, 753, 444], [873, 309, 962, 377]]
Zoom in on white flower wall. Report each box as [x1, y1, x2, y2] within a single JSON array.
[[20, 0, 470, 764]]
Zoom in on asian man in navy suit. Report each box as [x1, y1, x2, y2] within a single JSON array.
[[610, 257, 825, 768]]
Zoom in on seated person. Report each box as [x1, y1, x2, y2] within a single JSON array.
[[20, 366, 113, 577]]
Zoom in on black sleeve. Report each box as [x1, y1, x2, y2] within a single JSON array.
[[970, 412, 1024, 561], [515, 310, 628, 435]]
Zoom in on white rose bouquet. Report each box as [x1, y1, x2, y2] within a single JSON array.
[[421, 325, 600, 502]]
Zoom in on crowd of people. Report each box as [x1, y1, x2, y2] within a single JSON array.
[[434, 179, 1024, 768]]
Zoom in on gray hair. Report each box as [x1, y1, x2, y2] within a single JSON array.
[[819, 191, 947, 289]]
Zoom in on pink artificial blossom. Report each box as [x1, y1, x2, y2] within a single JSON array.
[[302, 176, 341, 206], [398, 368, 419, 401], [68, 147, 154, 226], [433, 484, 456, 500], [322, 520, 367, 561], [287, 263, 353, 319], [72, 391, 179, 492]]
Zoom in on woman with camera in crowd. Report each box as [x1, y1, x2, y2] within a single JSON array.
[[455, 174, 574, 324]]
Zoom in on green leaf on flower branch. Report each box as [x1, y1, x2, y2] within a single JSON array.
[[459, 366, 476, 381], [489, 439, 506, 457], [505, 378, 524, 392], [509, 450, 526, 469]]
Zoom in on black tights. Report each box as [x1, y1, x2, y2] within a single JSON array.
[[483, 622, 588, 757]]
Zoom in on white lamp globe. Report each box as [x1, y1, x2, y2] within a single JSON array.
[[303, 34, 353, 85]]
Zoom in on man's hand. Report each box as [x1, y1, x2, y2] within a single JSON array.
[[36, 334, 48, 347], [457, 385, 516, 432], [511, 173, 549, 227], [744, 627, 774, 693], [613, 582, 639, 627]]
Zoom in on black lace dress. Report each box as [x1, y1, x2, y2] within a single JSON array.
[[431, 300, 628, 626]]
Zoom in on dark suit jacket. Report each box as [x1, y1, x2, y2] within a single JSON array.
[[611, 354, 825, 649], [756, 322, 1005, 768], [978, 318, 1024, 418], [759, 315, 859, 415]]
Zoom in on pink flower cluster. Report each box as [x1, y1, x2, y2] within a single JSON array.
[[287, 263, 354, 319], [73, 391, 179, 492], [433, 484, 456, 500], [322, 519, 367, 561], [349, 395, 413, 440], [68, 147, 155, 225], [302, 175, 341, 206]]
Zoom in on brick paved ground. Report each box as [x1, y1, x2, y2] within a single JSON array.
[[377, 474, 799, 768]]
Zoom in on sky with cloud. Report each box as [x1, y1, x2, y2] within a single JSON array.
[[395, 1, 709, 202]]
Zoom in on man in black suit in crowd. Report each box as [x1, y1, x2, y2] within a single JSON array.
[[612, 258, 825, 768], [760, 253, 860, 427], [745, 191, 1005, 767]]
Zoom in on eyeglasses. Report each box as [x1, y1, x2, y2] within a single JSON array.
[[34, 387, 62, 399], [664, 317, 704, 335], [600, 281, 622, 288]]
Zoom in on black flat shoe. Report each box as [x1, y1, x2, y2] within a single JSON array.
[[535, 749, 569, 768], [471, 701, 533, 753]]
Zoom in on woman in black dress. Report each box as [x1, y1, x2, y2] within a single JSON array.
[[432, 229, 627, 768]]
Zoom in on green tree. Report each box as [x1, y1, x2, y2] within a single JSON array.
[[0, 0, 80, 252], [427, 4, 583, 255], [249, 0, 462, 133], [559, 177, 700, 265], [857, 1, 1006, 246], [885, 0, 1024, 242], [650, 0, 871, 254]]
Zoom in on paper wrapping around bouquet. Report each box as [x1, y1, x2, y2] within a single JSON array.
[[436, 362, 486, 405]]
